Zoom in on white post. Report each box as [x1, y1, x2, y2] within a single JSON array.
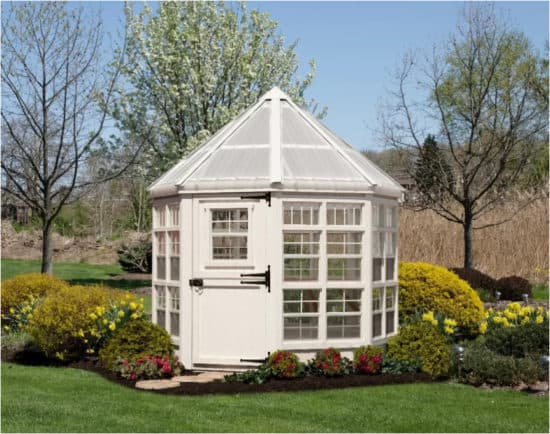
[[267, 193, 283, 352], [364, 199, 373, 345], [179, 195, 193, 368]]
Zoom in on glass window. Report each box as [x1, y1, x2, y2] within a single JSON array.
[[283, 232, 320, 281], [326, 289, 362, 339], [283, 289, 321, 340], [156, 232, 166, 280], [283, 202, 320, 225], [155, 285, 166, 329], [372, 287, 383, 338], [327, 232, 362, 281], [211, 209, 248, 260], [169, 205, 179, 226], [386, 286, 396, 335], [169, 286, 179, 336], [169, 231, 180, 281], [155, 206, 166, 227], [327, 203, 362, 225]]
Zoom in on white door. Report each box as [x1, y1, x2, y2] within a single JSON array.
[[192, 198, 269, 365]]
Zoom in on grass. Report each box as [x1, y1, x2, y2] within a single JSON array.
[[2, 363, 548, 433], [1, 258, 152, 313], [532, 283, 549, 301]]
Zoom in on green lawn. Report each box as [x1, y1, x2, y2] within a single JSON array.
[[1, 259, 152, 313], [532, 283, 549, 301], [1, 363, 548, 433]]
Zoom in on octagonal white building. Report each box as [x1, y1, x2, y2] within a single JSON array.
[[149, 87, 404, 369]]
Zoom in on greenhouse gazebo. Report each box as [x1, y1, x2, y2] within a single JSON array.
[[149, 87, 404, 369]]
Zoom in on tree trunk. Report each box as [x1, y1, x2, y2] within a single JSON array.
[[463, 208, 474, 269], [41, 220, 54, 274]]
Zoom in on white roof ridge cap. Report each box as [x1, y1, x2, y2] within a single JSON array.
[[261, 86, 290, 101]]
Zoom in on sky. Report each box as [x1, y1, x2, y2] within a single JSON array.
[[92, 1, 548, 151]]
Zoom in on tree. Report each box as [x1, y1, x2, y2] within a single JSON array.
[[113, 1, 323, 180], [414, 135, 454, 205], [1, 3, 132, 273], [381, 5, 548, 269]]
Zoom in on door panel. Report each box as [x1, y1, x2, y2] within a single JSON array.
[[192, 199, 268, 365]]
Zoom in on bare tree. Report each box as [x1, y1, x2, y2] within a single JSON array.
[[1, 3, 133, 274], [381, 5, 548, 269]]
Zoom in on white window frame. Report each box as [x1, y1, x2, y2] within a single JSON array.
[[282, 288, 321, 340], [281, 198, 368, 349], [201, 203, 255, 268]]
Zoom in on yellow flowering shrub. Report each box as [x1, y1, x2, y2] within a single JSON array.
[[399, 262, 484, 335], [386, 320, 451, 377], [1, 273, 69, 315], [481, 303, 549, 358], [27, 285, 141, 360]]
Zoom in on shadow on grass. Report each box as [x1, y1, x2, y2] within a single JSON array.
[[67, 278, 151, 291]]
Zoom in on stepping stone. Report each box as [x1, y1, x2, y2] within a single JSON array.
[[173, 371, 227, 383], [135, 379, 180, 390]]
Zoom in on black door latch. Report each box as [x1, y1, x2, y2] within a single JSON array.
[[240, 265, 270, 292], [189, 278, 204, 287]]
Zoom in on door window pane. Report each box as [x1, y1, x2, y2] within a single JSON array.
[[211, 208, 248, 260]]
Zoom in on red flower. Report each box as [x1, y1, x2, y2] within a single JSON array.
[[130, 373, 136, 381]]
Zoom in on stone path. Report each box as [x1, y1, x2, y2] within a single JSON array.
[[135, 371, 226, 390]]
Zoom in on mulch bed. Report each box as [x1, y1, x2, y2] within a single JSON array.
[[65, 358, 439, 396]]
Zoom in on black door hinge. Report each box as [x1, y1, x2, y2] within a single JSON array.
[[240, 265, 270, 292], [240, 192, 271, 207]]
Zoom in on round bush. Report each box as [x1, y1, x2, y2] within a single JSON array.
[[27, 284, 127, 360], [386, 320, 451, 377], [1, 273, 69, 316], [399, 262, 484, 335], [267, 350, 301, 379], [450, 267, 498, 299], [308, 348, 346, 376], [496, 276, 532, 301], [99, 319, 174, 370]]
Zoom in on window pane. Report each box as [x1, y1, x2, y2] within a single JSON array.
[[283, 302, 301, 313], [213, 236, 247, 259], [327, 204, 361, 226], [373, 287, 382, 311], [170, 257, 179, 281], [284, 316, 318, 340], [328, 258, 361, 280], [170, 312, 179, 336], [326, 289, 344, 300], [373, 313, 382, 337], [157, 310, 165, 329], [378, 205, 385, 227], [327, 301, 344, 312], [284, 258, 319, 281], [157, 257, 166, 280], [327, 315, 361, 339], [373, 258, 383, 281], [386, 286, 395, 309], [385, 232, 396, 256], [283, 289, 301, 301], [283, 202, 320, 225], [386, 310, 395, 334], [386, 258, 395, 281]]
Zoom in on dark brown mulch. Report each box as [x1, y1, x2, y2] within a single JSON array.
[[66, 358, 439, 396]]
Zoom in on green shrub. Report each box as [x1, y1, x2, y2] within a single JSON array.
[[353, 346, 384, 374], [306, 348, 351, 377], [267, 350, 302, 379], [113, 355, 183, 381], [1, 273, 68, 316], [117, 238, 152, 273], [224, 364, 273, 384], [381, 357, 421, 374], [99, 319, 174, 370], [399, 262, 484, 335], [386, 320, 451, 377], [455, 340, 543, 386], [496, 276, 532, 301]]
